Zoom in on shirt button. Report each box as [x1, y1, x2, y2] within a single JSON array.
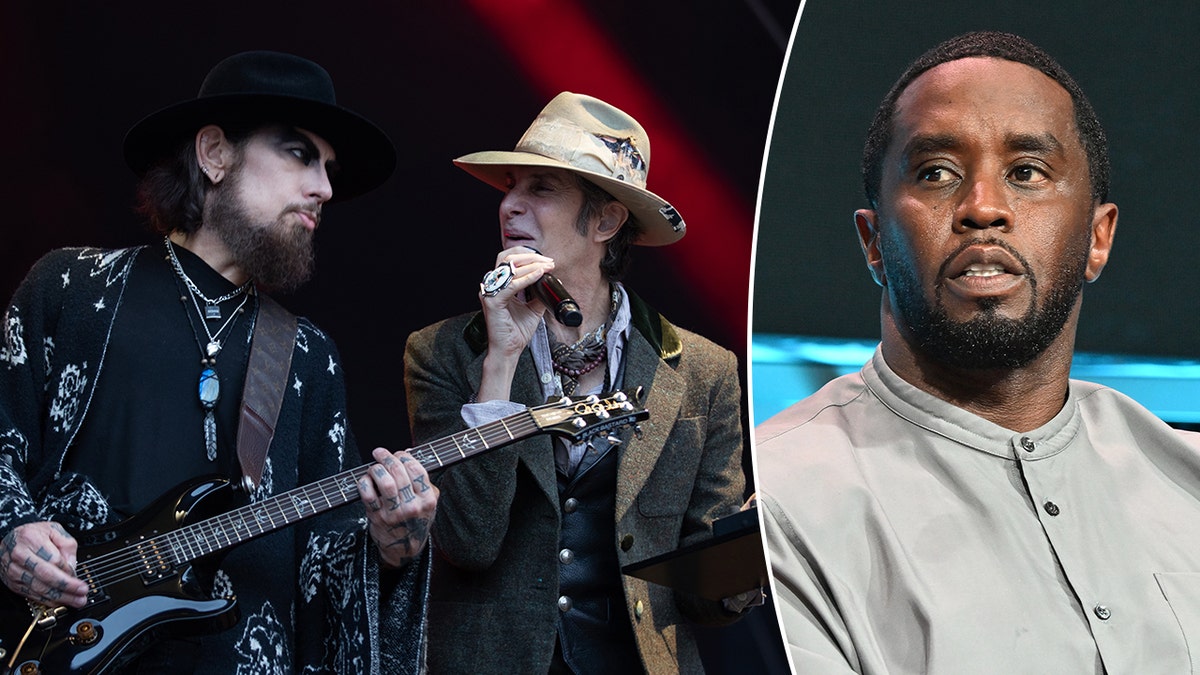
[[634, 600, 644, 618], [1043, 501, 1061, 516], [563, 498, 579, 514], [541, 372, 553, 384], [1020, 437, 1036, 453], [558, 595, 572, 612], [558, 548, 575, 565], [620, 534, 634, 552], [1094, 604, 1111, 621]]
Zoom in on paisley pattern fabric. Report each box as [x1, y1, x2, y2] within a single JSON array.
[[0, 247, 429, 673]]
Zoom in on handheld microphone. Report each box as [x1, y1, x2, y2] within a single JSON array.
[[530, 273, 583, 327]]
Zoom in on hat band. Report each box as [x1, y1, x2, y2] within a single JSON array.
[[514, 117, 649, 188]]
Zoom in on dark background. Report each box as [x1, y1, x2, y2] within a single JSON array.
[[756, 1, 1200, 358], [0, 2, 799, 671], [1, 0, 798, 454]]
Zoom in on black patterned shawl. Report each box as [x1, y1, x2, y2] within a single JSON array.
[[0, 247, 429, 674]]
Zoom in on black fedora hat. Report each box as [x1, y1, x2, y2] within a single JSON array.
[[123, 51, 395, 201]]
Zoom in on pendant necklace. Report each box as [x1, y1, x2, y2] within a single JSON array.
[[165, 238, 253, 460]]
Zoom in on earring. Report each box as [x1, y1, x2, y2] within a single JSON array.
[[201, 165, 210, 176]]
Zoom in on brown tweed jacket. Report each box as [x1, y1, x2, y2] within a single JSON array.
[[403, 291, 745, 674]]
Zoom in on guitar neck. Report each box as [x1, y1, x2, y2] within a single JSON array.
[[69, 392, 639, 604], [170, 408, 543, 560]]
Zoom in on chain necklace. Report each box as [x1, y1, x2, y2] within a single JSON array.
[[165, 239, 254, 460], [165, 237, 253, 320]]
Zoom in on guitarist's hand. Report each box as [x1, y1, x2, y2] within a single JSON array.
[[358, 447, 440, 569], [1, 522, 90, 608]]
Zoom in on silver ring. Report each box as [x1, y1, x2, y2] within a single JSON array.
[[480, 261, 514, 297]]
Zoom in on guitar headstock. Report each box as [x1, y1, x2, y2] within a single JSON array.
[[529, 388, 648, 444]]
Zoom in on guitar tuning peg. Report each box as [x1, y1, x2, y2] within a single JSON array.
[[585, 394, 600, 404], [633, 424, 644, 440], [613, 391, 628, 402], [606, 434, 622, 446], [558, 396, 572, 405]]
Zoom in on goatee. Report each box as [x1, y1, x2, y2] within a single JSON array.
[[205, 177, 316, 293], [885, 236, 1088, 370]]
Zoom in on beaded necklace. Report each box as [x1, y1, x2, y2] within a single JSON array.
[[549, 286, 621, 396]]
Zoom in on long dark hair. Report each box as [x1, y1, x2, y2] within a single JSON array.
[[134, 122, 258, 234]]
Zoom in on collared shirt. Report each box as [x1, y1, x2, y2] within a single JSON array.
[[757, 347, 1200, 675], [462, 283, 632, 475]]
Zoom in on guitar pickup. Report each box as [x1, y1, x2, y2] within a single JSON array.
[[132, 538, 176, 584]]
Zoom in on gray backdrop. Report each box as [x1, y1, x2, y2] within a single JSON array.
[[756, 1, 1200, 358]]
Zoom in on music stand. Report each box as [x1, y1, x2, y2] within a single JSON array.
[[621, 508, 766, 601]]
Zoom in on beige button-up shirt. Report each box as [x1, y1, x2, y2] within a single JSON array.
[[757, 348, 1200, 674]]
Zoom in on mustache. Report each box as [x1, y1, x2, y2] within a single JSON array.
[[285, 203, 322, 228], [936, 237, 1034, 281]]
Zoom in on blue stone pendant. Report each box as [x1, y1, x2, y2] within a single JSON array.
[[199, 367, 220, 411]]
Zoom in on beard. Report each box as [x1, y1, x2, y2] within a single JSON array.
[[205, 174, 317, 293], [883, 235, 1089, 370]]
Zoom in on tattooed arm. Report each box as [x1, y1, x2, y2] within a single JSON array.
[[357, 447, 439, 569], [1, 521, 89, 607]]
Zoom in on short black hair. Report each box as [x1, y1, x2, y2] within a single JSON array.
[[861, 31, 1110, 208]]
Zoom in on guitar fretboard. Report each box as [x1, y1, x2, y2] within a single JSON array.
[[180, 410, 543, 557], [71, 391, 640, 603], [76, 409, 546, 593]]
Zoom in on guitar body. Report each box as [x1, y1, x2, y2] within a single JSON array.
[[1, 476, 242, 675]]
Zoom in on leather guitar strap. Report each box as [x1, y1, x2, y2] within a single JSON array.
[[236, 292, 297, 490]]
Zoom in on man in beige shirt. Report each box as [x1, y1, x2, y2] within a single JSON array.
[[757, 31, 1200, 674]]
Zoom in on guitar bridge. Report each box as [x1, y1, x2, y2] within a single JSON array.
[[31, 604, 67, 630]]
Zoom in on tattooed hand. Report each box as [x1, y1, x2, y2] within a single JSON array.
[[357, 447, 439, 569], [1, 522, 90, 608]]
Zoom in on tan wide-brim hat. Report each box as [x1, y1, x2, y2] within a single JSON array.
[[453, 92, 686, 246]]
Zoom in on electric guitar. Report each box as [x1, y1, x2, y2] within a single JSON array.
[[0, 390, 647, 674]]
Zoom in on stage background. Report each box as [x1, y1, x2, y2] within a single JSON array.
[[1, 2, 800, 671], [2, 0, 798, 454]]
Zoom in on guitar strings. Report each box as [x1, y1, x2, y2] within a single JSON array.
[[75, 392, 640, 591], [74, 411, 552, 591]]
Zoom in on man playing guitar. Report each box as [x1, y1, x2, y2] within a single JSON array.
[[0, 51, 437, 673]]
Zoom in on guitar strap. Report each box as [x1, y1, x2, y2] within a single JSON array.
[[235, 292, 297, 490]]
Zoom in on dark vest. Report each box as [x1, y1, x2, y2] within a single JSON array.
[[461, 289, 681, 674], [555, 442, 643, 674]]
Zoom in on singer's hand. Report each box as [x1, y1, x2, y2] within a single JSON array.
[[476, 248, 553, 402], [480, 248, 554, 350]]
